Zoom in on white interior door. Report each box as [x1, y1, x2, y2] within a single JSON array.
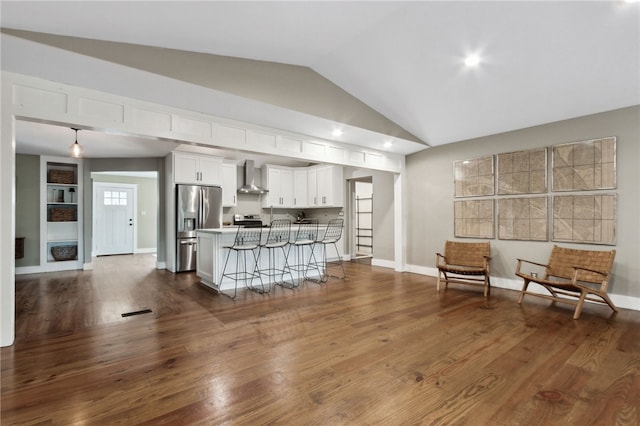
[[94, 184, 136, 256]]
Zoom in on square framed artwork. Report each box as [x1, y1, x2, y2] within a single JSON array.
[[454, 156, 494, 197], [497, 148, 547, 195], [454, 199, 495, 238], [498, 196, 548, 241], [552, 137, 616, 192], [552, 193, 616, 245]]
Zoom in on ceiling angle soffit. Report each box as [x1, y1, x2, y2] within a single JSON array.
[[1, 28, 426, 147]]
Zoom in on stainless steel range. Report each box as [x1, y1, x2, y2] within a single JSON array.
[[233, 214, 264, 228]]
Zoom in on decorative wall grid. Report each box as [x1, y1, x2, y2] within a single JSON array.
[[496, 148, 547, 195], [453, 137, 616, 245], [498, 196, 548, 241], [454, 156, 494, 197], [454, 199, 495, 239]]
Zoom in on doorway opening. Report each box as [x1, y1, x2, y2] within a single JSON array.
[[92, 172, 158, 259], [349, 177, 373, 262]]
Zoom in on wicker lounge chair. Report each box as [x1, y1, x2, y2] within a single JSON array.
[[515, 245, 617, 319], [436, 241, 491, 297]]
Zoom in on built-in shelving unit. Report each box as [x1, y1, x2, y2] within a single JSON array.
[[40, 156, 83, 272]]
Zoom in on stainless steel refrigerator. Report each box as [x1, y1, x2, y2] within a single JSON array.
[[176, 184, 223, 272]]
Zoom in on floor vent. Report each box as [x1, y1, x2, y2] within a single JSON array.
[[121, 308, 153, 317]]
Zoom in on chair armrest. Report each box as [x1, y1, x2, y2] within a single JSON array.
[[436, 252, 447, 266], [572, 265, 608, 277], [571, 266, 609, 290]]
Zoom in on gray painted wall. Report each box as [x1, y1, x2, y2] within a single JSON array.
[[406, 106, 640, 298], [15, 154, 40, 267]]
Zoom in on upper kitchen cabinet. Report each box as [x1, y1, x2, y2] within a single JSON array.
[[310, 165, 344, 208], [293, 169, 308, 208], [317, 165, 343, 207], [222, 162, 237, 207], [263, 164, 344, 209], [40, 156, 83, 272], [262, 165, 294, 208], [173, 152, 222, 186], [307, 167, 318, 207]]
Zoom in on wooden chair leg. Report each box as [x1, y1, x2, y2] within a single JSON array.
[[517, 279, 530, 304], [483, 275, 489, 298], [573, 290, 589, 319], [599, 292, 619, 313], [436, 271, 442, 292]]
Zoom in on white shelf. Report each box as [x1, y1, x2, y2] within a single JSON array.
[[40, 156, 83, 272]]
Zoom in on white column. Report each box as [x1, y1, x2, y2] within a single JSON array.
[[1, 96, 16, 347], [393, 158, 407, 272]]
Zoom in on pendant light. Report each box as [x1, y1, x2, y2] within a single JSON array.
[[69, 128, 83, 158]]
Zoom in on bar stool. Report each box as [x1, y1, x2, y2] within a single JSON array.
[[311, 218, 346, 283], [255, 219, 296, 289], [220, 226, 265, 299], [286, 219, 321, 284]]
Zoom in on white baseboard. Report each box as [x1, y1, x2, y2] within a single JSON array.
[[15, 265, 42, 275], [135, 248, 157, 254], [156, 261, 167, 270], [405, 264, 640, 312], [83, 263, 93, 271], [371, 258, 396, 269]]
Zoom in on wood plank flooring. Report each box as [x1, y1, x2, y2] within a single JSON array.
[[2, 254, 639, 425]]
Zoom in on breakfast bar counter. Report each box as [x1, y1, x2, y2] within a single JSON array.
[[196, 225, 342, 294]]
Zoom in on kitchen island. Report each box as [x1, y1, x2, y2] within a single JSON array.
[[196, 225, 343, 294]]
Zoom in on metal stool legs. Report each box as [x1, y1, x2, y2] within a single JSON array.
[[255, 219, 296, 289], [256, 244, 296, 289], [286, 220, 321, 285], [220, 227, 265, 299], [310, 218, 346, 283], [311, 241, 346, 283]]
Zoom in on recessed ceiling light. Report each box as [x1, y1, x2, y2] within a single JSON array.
[[464, 54, 481, 67], [332, 129, 343, 137]]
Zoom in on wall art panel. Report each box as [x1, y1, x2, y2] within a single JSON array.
[[552, 194, 616, 245]]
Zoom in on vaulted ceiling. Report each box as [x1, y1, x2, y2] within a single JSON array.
[[2, 1, 639, 160]]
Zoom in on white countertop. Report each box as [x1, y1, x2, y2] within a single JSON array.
[[197, 224, 334, 235]]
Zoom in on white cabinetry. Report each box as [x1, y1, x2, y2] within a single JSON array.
[[222, 162, 237, 207], [307, 165, 343, 208], [173, 152, 222, 185], [262, 166, 293, 208], [40, 156, 83, 272], [263, 164, 343, 209], [315, 165, 344, 207], [293, 169, 308, 208], [307, 167, 318, 207]]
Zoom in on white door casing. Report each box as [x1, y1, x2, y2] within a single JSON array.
[[93, 183, 136, 256]]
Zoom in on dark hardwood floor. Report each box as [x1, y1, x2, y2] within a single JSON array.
[[2, 254, 639, 425]]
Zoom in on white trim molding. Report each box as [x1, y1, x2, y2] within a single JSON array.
[[372, 258, 396, 269]]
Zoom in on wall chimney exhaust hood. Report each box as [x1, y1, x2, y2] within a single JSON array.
[[238, 160, 268, 194]]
